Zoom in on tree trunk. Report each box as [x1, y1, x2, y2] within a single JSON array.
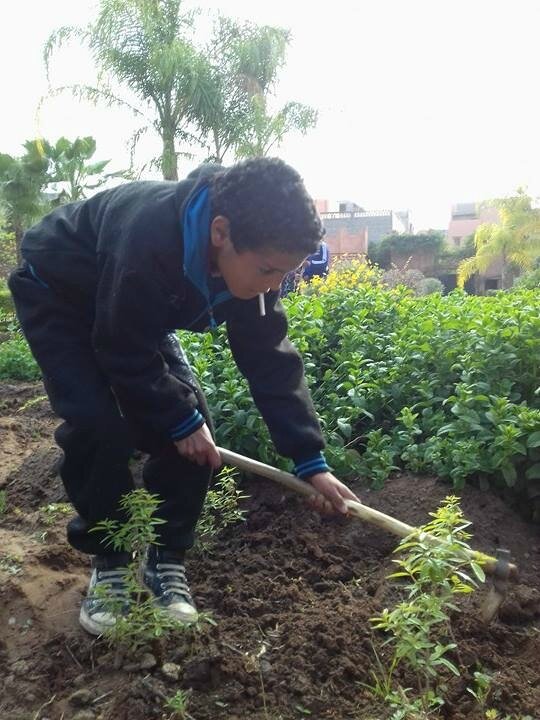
[[213, 129, 223, 164], [161, 128, 178, 181], [500, 253, 509, 290], [14, 223, 24, 266]]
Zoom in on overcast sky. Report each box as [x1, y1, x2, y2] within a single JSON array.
[[2, 0, 540, 230]]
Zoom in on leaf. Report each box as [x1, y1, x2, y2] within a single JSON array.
[[470, 561, 486, 583], [433, 657, 460, 675], [525, 463, 540, 480], [527, 431, 540, 448], [337, 418, 352, 439], [501, 462, 517, 486]]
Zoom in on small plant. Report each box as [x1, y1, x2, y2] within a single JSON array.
[[467, 669, 493, 711], [0, 490, 7, 516], [358, 429, 399, 489], [91, 489, 189, 656], [196, 467, 248, 553], [18, 394, 48, 413], [0, 335, 40, 380], [368, 496, 486, 717], [39, 502, 71, 526], [485, 712, 534, 720], [165, 689, 193, 720], [0, 553, 23, 576]]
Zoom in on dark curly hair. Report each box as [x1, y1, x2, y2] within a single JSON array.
[[209, 157, 324, 255]]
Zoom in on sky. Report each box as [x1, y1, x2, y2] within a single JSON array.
[[2, 0, 540, 230]]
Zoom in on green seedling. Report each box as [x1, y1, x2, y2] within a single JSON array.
[[91, 489, 187, 656], [0, 490, 7, 515], [39, 503, 71, 526], [368, 496, 485, 718], [196, 466, 248, 554], [0, 553, 23, 576], [18, 394, 48, 413], [467, 669, 493, 711], [165, 689, 193, 720]]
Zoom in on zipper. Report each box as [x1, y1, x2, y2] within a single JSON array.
[[185, 291, 231, 331]]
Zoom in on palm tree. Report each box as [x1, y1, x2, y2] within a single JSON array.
[[43, 136, 128, 203], [235, 96, 318, 159], [196, 16, 318, 162], [0, 142, 50, 262], [457, 191, 540, 290], [45, 0, 213, 180]]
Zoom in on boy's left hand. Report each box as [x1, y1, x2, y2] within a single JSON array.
[[306, 471, 361, 516]]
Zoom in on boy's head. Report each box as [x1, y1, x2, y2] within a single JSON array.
[[209, 157, 324, 299]]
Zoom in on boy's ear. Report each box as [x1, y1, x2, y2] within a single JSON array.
[[210, 215, 230, 248]]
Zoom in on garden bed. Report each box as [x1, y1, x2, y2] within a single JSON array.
[[1, 382, 539, 720]]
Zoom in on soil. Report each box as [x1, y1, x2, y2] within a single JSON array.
[[1, 381, 540, 720]]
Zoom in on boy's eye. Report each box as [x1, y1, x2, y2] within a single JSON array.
[[259, 267, 274, 276]]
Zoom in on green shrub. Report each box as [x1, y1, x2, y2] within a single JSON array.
[[514, 266, 540, 289], [0, 282, 14, 313], [0, 335, 40, 380], [1, 267, 539, 510], [182, 283, 540, 508], [418, 277, 445, 295]]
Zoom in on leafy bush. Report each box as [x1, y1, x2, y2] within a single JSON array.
[[0, 334, 40, 380], [0, 281, 14, 313], [513, 266, 540, 289], [417, 277, 445, 295], [1, 257, 539, 510], [382, 267, 425, 293], [181, 276, 540, 510]]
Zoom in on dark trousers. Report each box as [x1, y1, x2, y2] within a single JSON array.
[[8, 265, 214, 555]]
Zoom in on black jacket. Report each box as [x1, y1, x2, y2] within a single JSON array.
[[20, 166, 327, 475]]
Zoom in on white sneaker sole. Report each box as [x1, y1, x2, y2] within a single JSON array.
[[163, 603, 199, 625], [79, 605, 117, 636]]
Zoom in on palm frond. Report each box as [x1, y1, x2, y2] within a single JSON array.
[[44, 25, 90, 83]]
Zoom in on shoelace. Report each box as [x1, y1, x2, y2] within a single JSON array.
[[95, 568, 129, 598], [156, 562, 192, 601]]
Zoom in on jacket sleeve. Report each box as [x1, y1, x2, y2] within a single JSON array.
[[226, 292, 330, 478], [91, 252, 204, 441]]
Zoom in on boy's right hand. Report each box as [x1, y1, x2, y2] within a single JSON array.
[[174, 423, 222, 469]]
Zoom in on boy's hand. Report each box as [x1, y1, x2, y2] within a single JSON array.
[[174, 423, 222, 469], [306, 471, 360, 516]]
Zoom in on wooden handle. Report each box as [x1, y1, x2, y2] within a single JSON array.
[[218, 447, 517, 579]]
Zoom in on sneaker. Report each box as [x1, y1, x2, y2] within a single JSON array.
[[79, 552, 132, 636], [143, 546, 198, 624]]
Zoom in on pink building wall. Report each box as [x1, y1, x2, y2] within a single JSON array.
[[446, 206, 499, 248], [325, 228, 368, 258]]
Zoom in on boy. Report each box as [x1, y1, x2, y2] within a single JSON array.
[[9, 157, 359, 636], [302, 238, 330, 281]]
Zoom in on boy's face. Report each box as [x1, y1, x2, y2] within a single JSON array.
[[210, 216, 307, 299]]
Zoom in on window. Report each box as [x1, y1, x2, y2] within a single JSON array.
[[484, 278, 499, 290], [453, 237, 462, 247]]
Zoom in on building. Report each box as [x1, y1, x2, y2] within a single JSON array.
[[317, 200, 412, 260], [446, 202, 499, 248]]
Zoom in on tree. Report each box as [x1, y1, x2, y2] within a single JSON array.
[[45, 0, 212, 180], [0, 142, 50, 263], [43, 136, 128, 203], [0, 137, 121, 263], [197, 17, 317, 162], [234, 96, 318, 159], [457, 190, 540, 289], [45, 3, 318, 175]]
